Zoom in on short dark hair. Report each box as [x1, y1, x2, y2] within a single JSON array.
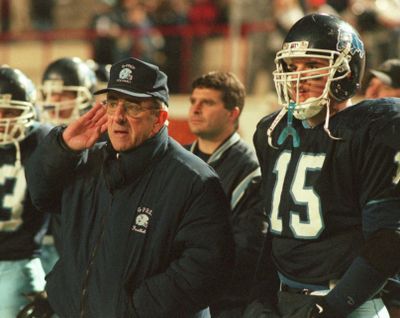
[[191, 71, 246, 113]]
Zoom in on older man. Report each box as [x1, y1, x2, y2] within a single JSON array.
[[25, 57, 234, 318]]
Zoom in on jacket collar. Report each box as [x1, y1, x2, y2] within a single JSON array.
[[190, 132, 240, 165], [104, 126, 169, 190]]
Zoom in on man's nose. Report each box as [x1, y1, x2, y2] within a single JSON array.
[[191, 102, 202, 113], [113, 102, 127, 122], [48, 93, 62, 102]]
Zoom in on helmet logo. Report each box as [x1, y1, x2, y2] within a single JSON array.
[[337, 29, 364, 58], [0, 94, 12, 105], [283, 41, 309, 51], [132, 206, 152, 234], [43, 80, 64, 93]]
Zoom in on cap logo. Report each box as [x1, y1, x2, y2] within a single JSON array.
[[118, 67, 134, 84]]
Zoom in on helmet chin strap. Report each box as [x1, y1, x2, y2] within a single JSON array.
[[277, 102, 300, 148], [267, 107, 287, 149], [267, 99, 342, 149], [12, 138, 22, 170], [323, 99, 342, 141]]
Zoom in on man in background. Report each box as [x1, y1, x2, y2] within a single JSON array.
[[187, 71, 266, 318], [365, 58, 400, 99]]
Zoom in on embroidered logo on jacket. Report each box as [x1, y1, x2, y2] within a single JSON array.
[[131, 206, 152, 234]]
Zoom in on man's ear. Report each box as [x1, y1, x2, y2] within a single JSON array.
[[152, 109, 169, 133], [230, 106, 241, 122]]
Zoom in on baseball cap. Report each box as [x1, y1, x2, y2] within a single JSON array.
[[94, 57, 169, 105], [370, 59, 400, 88]]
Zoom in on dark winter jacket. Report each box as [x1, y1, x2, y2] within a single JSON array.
[[187, 133, 266, 316], [26, 126, 235, 318]]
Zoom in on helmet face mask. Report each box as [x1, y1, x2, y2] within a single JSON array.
[[0, 70, 37, 147], [39, 79, 93, 125], [37, 57, 97, 125], [0, 101, 36, 145], [273, 14, 365, 120]]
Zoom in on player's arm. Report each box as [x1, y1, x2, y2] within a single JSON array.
[[312, 114, 400, 317], [307, 198, 400, 318], [318, 227, 400, 317]]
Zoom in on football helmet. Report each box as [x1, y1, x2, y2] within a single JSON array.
[[38, 57, 97, 125], [0, 66, 37, 147], [273, 13, 365, 120], [86, 59, 110, 91]]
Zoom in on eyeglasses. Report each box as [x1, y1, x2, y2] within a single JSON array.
[[104, 98, 151, 117]]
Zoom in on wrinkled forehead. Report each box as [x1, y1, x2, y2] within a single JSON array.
[[106, 91, 153, 104]]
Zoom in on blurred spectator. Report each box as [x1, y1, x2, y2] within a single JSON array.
[[0, 0, 10, 33], [151, 0, 188, 93], [30, 0, 56, 31], [327, 0, 349, 12], [187, 0, 220, 83], [89, 1, 119, 65], [273, 0, 304, 33], [303, 0, 339, 15], [242, 0, 303, 94], [238, 0, 276, 94], [112, 0, 164, 64], [10, 0, 31, 32], [349, 0, 400, 69], [215, 0, 229, 25]]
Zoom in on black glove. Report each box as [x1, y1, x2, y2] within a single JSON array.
[[17, 291, 54, 318]]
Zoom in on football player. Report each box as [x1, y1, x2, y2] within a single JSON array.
[[0, 66, 51, 317], [37, 57, 97, 125], [248, 13, 400, 318], [35, 57, 97, 283]]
